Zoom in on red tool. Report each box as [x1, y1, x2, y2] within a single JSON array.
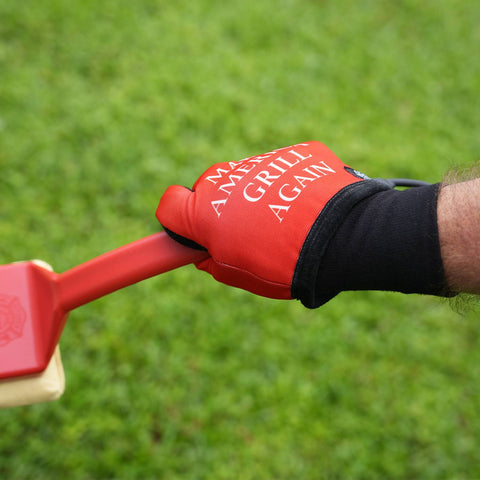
[[0, 232, 207, 379]]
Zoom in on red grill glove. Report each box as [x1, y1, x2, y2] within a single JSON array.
[[156, 141, 392, 307]]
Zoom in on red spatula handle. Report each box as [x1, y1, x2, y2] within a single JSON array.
[[56, 232, 208, 312]]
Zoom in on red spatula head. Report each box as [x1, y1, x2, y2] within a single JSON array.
[[0, 261, 67, 379]]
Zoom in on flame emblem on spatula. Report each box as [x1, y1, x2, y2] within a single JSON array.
[[0, 294, 26, 347]]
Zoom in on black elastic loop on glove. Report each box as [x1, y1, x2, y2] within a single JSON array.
[[163, 227, 207, 251], [292, 181, 453, 308]]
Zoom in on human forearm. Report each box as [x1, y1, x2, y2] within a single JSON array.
[[438, 178, 480, 295]]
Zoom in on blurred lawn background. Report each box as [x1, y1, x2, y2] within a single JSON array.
[[1, 0, 480, 478]]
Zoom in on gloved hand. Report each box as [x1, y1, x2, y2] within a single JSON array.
[[156, 141, 394, 307]]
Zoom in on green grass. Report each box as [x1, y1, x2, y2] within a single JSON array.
[[1, 0, 480, 478]]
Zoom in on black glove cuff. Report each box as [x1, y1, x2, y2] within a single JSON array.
[[292, 181, 453, 308], [292, 178, 394, 307]]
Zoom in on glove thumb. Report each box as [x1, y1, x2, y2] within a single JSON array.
[[156, 185, 197, 243]]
